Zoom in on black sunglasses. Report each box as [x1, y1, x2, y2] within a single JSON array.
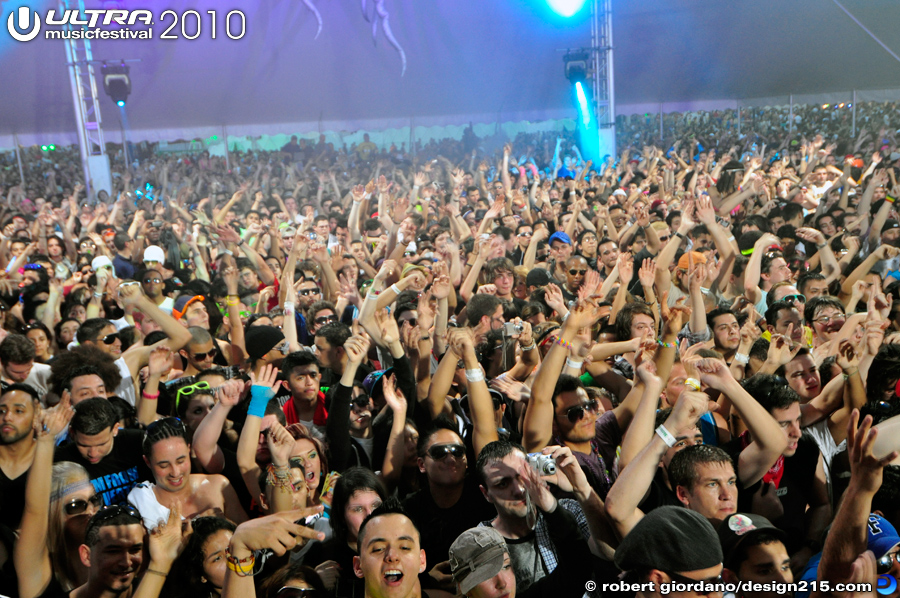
[[568, 269, 587, 276], [565, 399, 600, 423], [101, 332, 120, 345], [314, 315, 336, 325], [351, 396, 370, 410], [299, 288, 320, 296], [143, 277, 162, 284], [64, 493, 104, 516], [192, 348, 217, 361], [277, 587, 317, 598], [146, 416, 186, 440], [399, 318, 418, 327], [427, 443, 466, 461], [85, 503, 142, 540]]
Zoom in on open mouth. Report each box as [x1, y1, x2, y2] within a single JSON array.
[[168, 477, 183, 487], [384, 570, 404, 585]]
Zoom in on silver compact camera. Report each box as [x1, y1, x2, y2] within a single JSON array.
[[527, 453, 557, 476], [502, 322, 524, 336]]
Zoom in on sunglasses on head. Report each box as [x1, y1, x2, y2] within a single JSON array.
[[176, 380, 212, 409], [277, 587, 317, 598], [146, 416, 186, 441], [64, 493, 103, 516], [314, 315, 336, 325], [427, 443, 466, 461], [565, 398, 600, 423], [85, 503, 142, 540]]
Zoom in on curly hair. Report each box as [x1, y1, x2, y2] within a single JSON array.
[[49, 345, 122, 397]]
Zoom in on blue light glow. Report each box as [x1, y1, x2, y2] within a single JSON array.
[[117, 100, 125, 107], [547, 0, 586, 17], [575, 82, 590, 127]]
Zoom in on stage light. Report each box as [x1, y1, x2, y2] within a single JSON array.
[[575, 82, 591, 127], [563, 50, 589, 83], [41, 145, 47, 151], [49, 144, 55, 150], [102, 63, 131, 106], [547, 0, 586, 17]]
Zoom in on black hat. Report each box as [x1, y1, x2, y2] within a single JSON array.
[[614, 507, 722, 573], [882, 219, 900, 234], [245, 326, 285, 361], [525, 268, 554, 288]]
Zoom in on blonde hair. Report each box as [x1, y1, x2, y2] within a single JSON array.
[[49, 461, 92, 591]]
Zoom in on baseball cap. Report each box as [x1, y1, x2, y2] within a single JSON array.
[[449, 527, 508, 595], [172, 294, 204, 320], [867, 514, 900, 558], [143, 245, 165, 263], [401, 263, 428, 279], [614, 506, 722, 573], [91, 255, 115, 277], [882, 220, 900, 234], [718, 513, 787, 570], [548, 231, 572, 246], [677, 251, 708, 270]]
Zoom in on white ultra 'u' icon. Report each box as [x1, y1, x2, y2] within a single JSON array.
[[7, 7, 42, 42]]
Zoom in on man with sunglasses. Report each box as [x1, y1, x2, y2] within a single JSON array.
[[561, 256, 589, 302], [78, 281, 192, 407], [744, 233, 794, 317], [307, 301, 339, 338], [178, 327, 220, 377], [140, 269, 174, 315], [55, 397, 152, 505]]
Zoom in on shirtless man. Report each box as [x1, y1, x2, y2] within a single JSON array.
[[127, 417, 247, 529]]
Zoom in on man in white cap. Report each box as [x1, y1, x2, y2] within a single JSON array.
[[142, 245, 169, 279]]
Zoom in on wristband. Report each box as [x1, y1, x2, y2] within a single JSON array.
[[145, 569, 168, 578], [887, 195, 896, 204], [226, 297, 240, 307], [565, 358, 584, 370], [844, 367, 859, 377], [657, 339, 678, 348], [141, 390, 160, 400], [224, 549, 255, 577], [733, 353, 750, 365], [390, 283, 402, 295], [554, 337, 573, 349], [674, 231, 686, 239], [520, 341, 536, 352], [465, 368, 485, 383], [283, 301, 295, 316], [248, 385, 275, 418], [655, 424, 677, 448], [684, 377, 702, 391]]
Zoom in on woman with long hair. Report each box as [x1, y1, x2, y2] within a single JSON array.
[[164, 517, 236, 598], [15, 394, 100, 598]]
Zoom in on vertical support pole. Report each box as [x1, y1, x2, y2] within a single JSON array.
[[223, 126, 230, 171], [659, 103, 663, 141], [789, 94, 793, 136], [852, 90, 857, 137], [13, 133, 25, 187], [737, 103, 741, 137]]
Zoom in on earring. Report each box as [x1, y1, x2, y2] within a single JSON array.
[[201, 576, 207, 584]]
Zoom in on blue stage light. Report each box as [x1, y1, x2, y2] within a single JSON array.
[[547, 0, 586, 17], [117, 100, 125, 107], [575, 82, 591, 127]]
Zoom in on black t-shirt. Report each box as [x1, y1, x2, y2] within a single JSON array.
[[0, 464, 28, 530], [727, 433, 821, 553], [54, 429, 151, 505], [638, 467, 684, 513], [303, 538, 362, 598], [402, 474, 497, 566]]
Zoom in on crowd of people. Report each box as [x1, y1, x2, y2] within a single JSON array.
[[1, 100, 900, 598]]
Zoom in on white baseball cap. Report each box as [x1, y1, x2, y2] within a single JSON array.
[[143, 245, 165, 263]]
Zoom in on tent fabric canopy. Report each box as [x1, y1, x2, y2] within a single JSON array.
[[1, 0, 899, 146]]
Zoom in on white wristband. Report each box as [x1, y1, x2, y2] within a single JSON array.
[[465, 368, 485, 383], [565, 358, 584, 370], [390, 283, 402, 295], [733, 353, 750, 365], [283, 301, 296, 316], [656, 425, 677, 448]]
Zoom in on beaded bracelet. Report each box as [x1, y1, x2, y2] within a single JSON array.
[[266, 464, 295, 493], [657, 339, 678, 348], [554, 337, 573, 349]]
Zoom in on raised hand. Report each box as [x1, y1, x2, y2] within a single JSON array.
[[638, 258, 656, 288], [148, 502, 191, 566], [344, 334, 370, 365], [374, 308, 400, 346], [148, 345, 173, 378], [382, 374, 407, 415], [215, 379, 245, 408], [249, 363, 281, 397], [267, 421, 295, 468]]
